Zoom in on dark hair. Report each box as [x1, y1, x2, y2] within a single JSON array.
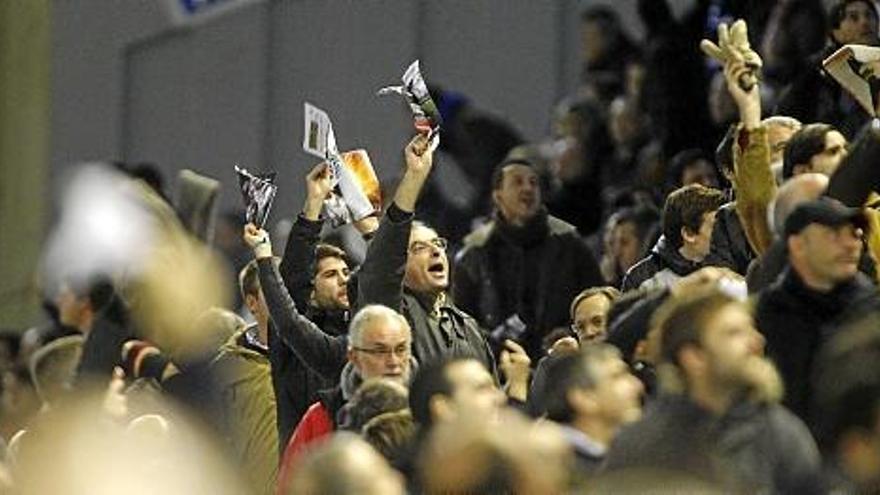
[[490, 158, 536, 191], [544, 345, 621, 423], [408, 356, 473, 428], [667, 148, 712, 188], [314, 243, 347, 276], [828, 0, 879, 30], [661, 184, 726, 250], [609, 205, 660, 255], [782, 123, 834, 179]]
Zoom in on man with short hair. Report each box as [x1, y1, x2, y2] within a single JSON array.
[[782, 123, 849, 179], [357, 135, 500, 373], [239, 256, 340, 455], [604, 288, 820, 493], [454, 159, 603, 360], [543, 345, 642, 478], [622, 184, 726, 291], [755, 198, 880, 421], [745, 173, 829, 292], [408, 356, 506, 433], [212, 268, 278, 494]]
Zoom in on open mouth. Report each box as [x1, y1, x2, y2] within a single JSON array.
[[428, 262, 445, 274]]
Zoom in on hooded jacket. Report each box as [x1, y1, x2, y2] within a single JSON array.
[[212, 329, 278, 495], [621, 236, 702, 292]]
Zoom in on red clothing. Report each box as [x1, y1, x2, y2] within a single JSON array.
[[275, 401, 334, 494]]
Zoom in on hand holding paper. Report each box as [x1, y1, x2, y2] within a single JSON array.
[[235, 165, 277, 229], [300, 102, 382, 228], [823, 44, 880, 117], [243, 223, 272, 259], [378, 60, 442, 141]]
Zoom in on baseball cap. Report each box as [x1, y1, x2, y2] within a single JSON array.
[[784, 197, 868, 237]]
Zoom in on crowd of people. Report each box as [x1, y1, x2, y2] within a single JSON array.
[[3, 0, 880, 493]]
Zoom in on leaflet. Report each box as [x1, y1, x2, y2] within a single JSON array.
[[234, 165, 277, 228], [378, 60, 442, 141]]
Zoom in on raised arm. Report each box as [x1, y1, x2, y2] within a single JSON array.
[[244, 224, 347, 380], [357, 135, 435, 310], [725, 57, 775, 255], [278, 163, 333, 307]]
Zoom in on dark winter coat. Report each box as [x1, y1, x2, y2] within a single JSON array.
[[755, 268, 880, 422], [453, 210, 602, 360]]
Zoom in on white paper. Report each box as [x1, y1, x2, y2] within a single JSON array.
[[303, 102, 332, 159], [823, 44, 880, 117]]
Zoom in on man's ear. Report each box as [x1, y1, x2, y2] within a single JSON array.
[[678, 345, 706, 376], [681, 226, 698, 246], [567, 388, 598, 416], [429, 394, 453, 423], [491, 189, 503, 210], [787, 234, 803, 258]]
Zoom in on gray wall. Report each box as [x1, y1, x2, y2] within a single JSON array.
[[51, 0, 649, 224]]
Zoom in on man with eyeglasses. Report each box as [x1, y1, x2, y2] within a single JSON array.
[[356, 135, 528, 386], [453, 158, 603, 361], [245, 218, 415, 492]]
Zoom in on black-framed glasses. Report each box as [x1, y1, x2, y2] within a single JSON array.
[[351, 345, 411, 359], [408, 237, 448, 254]]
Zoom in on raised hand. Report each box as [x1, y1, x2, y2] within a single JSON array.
[[500, 339, 531, 402], [243, 223, 273, 259], [724, 58, 761, 130], [303, 162, 334, 221], [404, 133, 435, 177]]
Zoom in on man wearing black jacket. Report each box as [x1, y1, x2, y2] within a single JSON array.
[[357, 134, 502, 381], [755, 198, 880, 423], [454, 159, 603, 361]]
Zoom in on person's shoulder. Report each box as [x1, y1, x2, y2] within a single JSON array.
[[761, 404, 819, 455], [546, 214, 579, 237], [460, 221, 497, 250]]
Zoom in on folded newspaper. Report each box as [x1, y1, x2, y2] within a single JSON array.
[[377, 60, 442, 143], [302, 102, 381, 227], [234, 165, 277, 228], [823, 44, 880, 117]]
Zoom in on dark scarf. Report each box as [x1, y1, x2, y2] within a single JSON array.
[[493, 207, 550, 249]]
